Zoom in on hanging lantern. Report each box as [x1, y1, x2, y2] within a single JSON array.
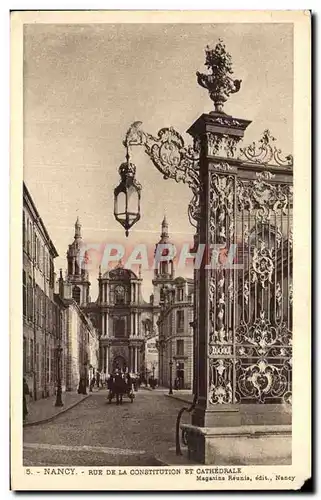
[[114, 160, 141, 237]]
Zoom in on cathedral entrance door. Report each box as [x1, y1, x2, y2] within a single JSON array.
[[112, 356, 127, 373]]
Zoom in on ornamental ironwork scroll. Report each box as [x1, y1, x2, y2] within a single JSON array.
[[238, 129, 293, 167], [208, 169, 293, 405], [124, 121, 200, 228]]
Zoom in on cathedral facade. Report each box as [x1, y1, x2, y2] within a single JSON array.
[[60, 216, 194, 385]]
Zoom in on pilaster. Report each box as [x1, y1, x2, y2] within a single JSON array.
[[187, 112, 251, 428]]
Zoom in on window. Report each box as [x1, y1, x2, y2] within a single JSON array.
[[30, 339, 34, 372], [39, 293, 43, 328], [35, 287, 40, 326], [23, 336, 27, 373], [72, 286, 81, 304], [28, 276, 33, 320], [176, 310, 184, 331], [23, 211, 26, 250], [29, 221, 33, 258], [34, 234, 37, 263], [115, 285, 125, 305], [36, 239, 40, 267], [50, 259, 54, 288], [177, 288, 184, 302], [23, 271, 27, 317], [114, 318, 126, 338], [176, 339, 184, 356], [26, 220, 30, 255]]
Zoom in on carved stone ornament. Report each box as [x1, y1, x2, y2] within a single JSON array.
[[196, 40, 242, 113], [237, 171, 292, 222], [207, 132, 242, 159], [238, 129, 293, 167]]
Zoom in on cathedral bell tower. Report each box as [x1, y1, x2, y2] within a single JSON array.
[[152, 216, 175, 305], [63, 217, 91, 306]]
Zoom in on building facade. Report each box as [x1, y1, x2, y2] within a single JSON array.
[[53, 216, 196, 388], [157, 277, 194, 390], [57, 218, 100, 390], [23, 185, 99, 400], [23, 183, 59, 400], [83, 263, 160, 379]]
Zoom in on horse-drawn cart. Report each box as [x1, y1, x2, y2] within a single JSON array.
[[107, 373, 135, 404]]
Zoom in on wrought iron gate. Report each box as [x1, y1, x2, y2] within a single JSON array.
[[123, 122, 293, 407], [208, 133, 293, 405]]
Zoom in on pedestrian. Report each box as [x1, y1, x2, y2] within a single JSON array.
[[23, 377, 29, 421], [96, 371, 100, 389], [89, 376, 96, 392], [100, 371, 105, 389], [114, 370, 123, 405]]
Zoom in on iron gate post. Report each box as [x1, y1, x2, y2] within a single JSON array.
[[185, 112, 251, 456]]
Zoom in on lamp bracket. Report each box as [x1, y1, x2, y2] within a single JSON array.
[[124, 122, 201, 228]]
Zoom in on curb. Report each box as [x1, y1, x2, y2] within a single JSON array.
[[164, 393, 192, 405], [23, 394, 91, 427]]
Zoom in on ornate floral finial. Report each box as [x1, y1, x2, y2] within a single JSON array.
[[196, 40, 242, 113]]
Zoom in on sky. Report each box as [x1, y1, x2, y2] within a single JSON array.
[[23, 22, 293, 301]]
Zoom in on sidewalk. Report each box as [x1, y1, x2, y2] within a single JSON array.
[[165, 390, 193, 404], [23, 391, 91, 427], [140, 385, 169, 393]]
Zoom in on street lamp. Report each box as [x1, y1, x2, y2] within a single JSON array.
[[55, 346, 63, 407], [145, 366, 148, 387], [169, 360, 173, 395], [114, 146, 142, 237]]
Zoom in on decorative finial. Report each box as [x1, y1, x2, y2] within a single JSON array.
[[116, 258, 123, 268], [162, 213, 168, 227], [75, 217, 82, 239], [196, 40, 242, 113]]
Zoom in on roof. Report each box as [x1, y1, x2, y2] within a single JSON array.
[[174, 276, 194, 284], [102, 267, 138, 281]]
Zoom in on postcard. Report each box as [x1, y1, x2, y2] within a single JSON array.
[[10, 9, 311, 491]]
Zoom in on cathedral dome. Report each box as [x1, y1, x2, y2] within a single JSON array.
[[102, 265, 138, 281]]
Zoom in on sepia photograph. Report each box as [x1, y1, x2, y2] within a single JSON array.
[[10, 10, 311, 491]]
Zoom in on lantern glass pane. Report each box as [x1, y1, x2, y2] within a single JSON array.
[[127, 186, 139, 215], [116, 192, 126, 215]]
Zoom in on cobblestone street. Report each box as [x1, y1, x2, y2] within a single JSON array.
[[23, 389, 191, 466]]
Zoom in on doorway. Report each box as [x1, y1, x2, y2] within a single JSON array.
[[112, 356, 127, 373]]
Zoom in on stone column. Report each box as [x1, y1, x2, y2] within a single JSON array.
[[105, 312, 108, 337], [131, 347, 135, 372], [135, 313, 139, 337], [135, 348, 139, 374], [106, 283, 109, 304], [105, 346, 108, 375], [128, 346, 132, 372], [103, 346, 106, 373], [186, 113, 251, 431]]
